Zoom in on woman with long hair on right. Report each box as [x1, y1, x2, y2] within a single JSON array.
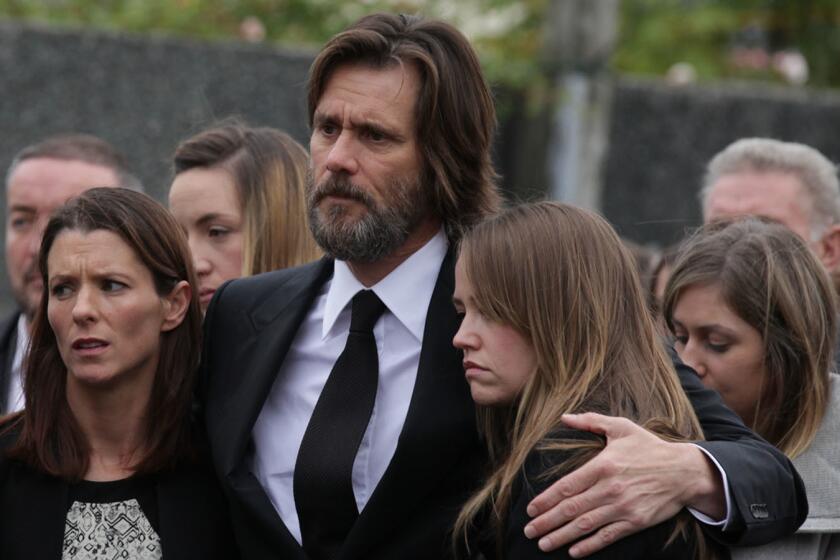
[[452, 201, 718, 559], [664, 217, 840, 559]]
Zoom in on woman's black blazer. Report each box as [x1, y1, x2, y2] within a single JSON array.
[[0, 424, 240, 559]]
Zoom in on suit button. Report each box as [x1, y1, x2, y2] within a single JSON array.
[[749, 504, 769, 519]]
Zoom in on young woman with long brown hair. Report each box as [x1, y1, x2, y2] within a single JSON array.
[[452, 201, 716, 559]]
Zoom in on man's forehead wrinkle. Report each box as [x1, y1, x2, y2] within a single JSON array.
[[318, 100, 403, 134]]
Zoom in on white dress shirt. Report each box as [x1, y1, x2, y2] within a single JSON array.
[[5, 315, 28, 413], [251, 229, 448, 544]]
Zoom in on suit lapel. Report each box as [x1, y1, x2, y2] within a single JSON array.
[[210, 259, 333, 476], [341, 250, 480, 558], [206, 259, 333, 555]]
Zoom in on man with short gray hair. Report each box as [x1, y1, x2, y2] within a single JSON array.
[[701, 138, 840, 285], [0, 133, 142, 413]]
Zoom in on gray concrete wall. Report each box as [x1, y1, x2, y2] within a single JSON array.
[[601, 77, 840, 247], [0, 20, 315, 315]]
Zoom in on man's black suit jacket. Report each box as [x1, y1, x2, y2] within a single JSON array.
[[0, 311, 19, 415], [200, 253, 807, 560]]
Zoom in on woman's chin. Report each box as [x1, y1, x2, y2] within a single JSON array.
[[469, 384, 514, 407], [68, 370, 119, 388]]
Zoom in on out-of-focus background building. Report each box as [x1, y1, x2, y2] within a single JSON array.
[[2, 0, 840, 311]]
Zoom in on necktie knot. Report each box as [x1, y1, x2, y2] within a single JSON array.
[[349, 290, 385, 333]]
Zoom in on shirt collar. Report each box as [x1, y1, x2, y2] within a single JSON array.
[[322, 229, 448, 342], [13, 314, 29, 372]]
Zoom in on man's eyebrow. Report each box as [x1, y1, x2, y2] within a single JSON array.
[[362, 121, 403, 138], [313, 110, 405, 139], [7, 204, 36, 214], [312, 111, 334, 126]]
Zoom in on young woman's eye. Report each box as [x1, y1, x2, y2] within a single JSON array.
[[672, 334, 688, 347], [707, 341, 730, 354], [475, 305, 496, 322], [208, 226, 230, 239]]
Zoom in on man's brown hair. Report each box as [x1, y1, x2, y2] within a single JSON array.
[[307, 13, 502, 240], [6, 133, 143, 192]]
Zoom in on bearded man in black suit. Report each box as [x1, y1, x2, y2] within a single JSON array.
[[199, 13, 806, 560]]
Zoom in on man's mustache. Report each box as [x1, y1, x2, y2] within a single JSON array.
[[311, 177, 376, 208]]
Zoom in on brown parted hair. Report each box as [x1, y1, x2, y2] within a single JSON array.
[[6, 133, 144, 192], [173, 119, 322, 275], [663, 217, 836, 458], [453, 201, 709, 558], [6, 187, 203, 480], [306, 12, 503, 241]]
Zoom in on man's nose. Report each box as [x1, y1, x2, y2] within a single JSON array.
[[325, 132, 360, 176], [25, 217, 49, 257]]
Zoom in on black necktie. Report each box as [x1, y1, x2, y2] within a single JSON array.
[[294, 289, 386, 560]]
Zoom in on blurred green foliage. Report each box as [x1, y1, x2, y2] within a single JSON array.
[[1, 0, 839, 88], [616, 0, 840, 88], [0, 0, 549, 86]]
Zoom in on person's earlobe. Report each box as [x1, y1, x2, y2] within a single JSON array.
[[816, 225, 840, 275], [161, 280, 191, 332]]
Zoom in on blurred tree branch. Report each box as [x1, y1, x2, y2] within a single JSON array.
[[2, 0, 839, 88]]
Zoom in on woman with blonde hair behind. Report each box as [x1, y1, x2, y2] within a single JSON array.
[[664, 217, 840, 559], [452, 201, 720, 559], [169, 120, 321, 310]]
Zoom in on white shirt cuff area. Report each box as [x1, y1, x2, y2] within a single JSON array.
[[686, 444, 733, 529]]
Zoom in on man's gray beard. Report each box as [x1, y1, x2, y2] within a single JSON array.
[[307, 174, 427, 263]]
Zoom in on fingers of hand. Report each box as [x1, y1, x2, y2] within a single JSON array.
[[525, 489, 595, 539], [534, 504, 623, 553], [526, 455, 616, 518], [527, 465, 683, 549], [561, 413, 639, 439], [566, 521, 637, 558]]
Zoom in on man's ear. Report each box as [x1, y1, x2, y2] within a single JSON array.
[[816, 225, 840, 276], [161, 280, 191, 333]]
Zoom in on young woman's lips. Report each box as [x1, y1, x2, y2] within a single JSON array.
[[71, 338, 109, 356], [463, 360, 488, 379], [199, 288, 216, 304]]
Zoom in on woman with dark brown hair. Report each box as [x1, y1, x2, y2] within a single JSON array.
[[664, 217, 840, 559], [0, 188, 237, 559]]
